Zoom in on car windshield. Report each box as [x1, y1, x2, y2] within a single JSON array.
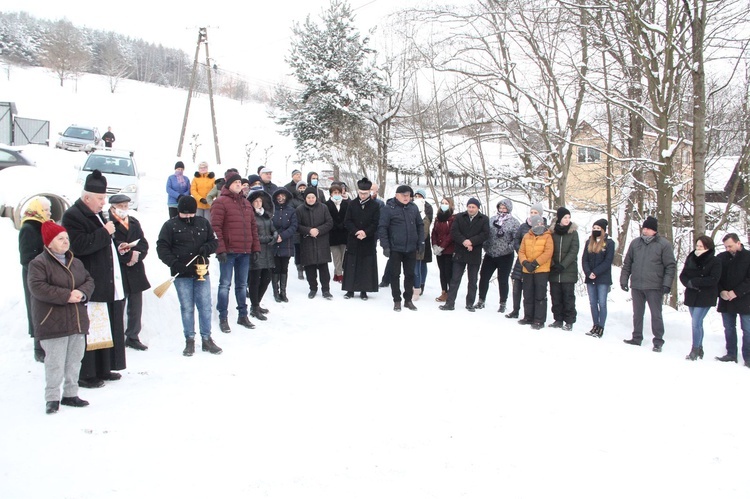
[[64, 127, 96, 140], [83, 156, 134, 176]]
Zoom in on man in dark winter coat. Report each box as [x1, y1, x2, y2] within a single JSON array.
[[284, 169, 302, 193], [62, 170, 126, 388], [377, 185, 424, 311], [211, 172, 261, 333], [440, 198, 489, 312], [157, 196, 222, 356], [620, 216, 677, 352], [342, 177, 381, 299], [259, 166, 278, 196], [296, 187, 334, 298], [715, 233, 750, 366], [109, 194, 150, 351]]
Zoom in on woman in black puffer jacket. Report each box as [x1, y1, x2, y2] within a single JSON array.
[[248, 189, 277, 321]]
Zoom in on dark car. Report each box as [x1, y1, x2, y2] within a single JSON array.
[[0, 145, 35, 171]]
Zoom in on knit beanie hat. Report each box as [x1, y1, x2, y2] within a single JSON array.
[[642, 216, 658, 232], [303, 187, 319, 200], [415, 188, 427, 199], [41, 220, 67, 247], [177, 195, 197, 214], [175, 161, 185, 170], [556, 206, 571, 220], [593, 218, 608, 231], [396, 185, 413, 196], [84, 169, 107, 194], [225, 172, 242, 187], [530, 203, 543, 215], [467, 197, 481, 208]]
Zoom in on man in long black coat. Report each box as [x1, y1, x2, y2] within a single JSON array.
[[62, 170, 126, 388], [342, 178, 380, 299], [109, 194, 150, 351], [440, 197, 489, 312]]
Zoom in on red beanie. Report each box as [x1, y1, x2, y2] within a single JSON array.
[[41, 221, 67, 247]]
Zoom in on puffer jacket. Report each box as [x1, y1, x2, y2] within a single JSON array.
[[377, 198, 424, 253], [191, 171, 216, 210], [717, 247, 750, 314], [248, 190, 277, 270], [519, 229, 554, 273], [582, 237, 615, 285], [431, 210, 455, 255], [27, 248, 95, 340], [620, 234, 676, 290], [166, 173, 191, 207], [210, 187, 260, 254], [511, 217, 548, 280], [680, 249, 721, 308], [484, 203, 521, 258], [296, 200, 334, 266], [549, 219, 580, 284], [450, 211, 490, 265], [272, 188, 298, 258], [156, 216, 219, 278]]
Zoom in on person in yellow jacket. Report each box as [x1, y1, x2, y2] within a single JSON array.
[[518, 214, 554, 329], [191, 161, 215, 222]]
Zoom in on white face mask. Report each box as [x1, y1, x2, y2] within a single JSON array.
[[115, 208, 128, 218], [414, 199, 425, 211]]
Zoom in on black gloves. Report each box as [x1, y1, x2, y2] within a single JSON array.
[[417, 246, 425, 260], [383, 248, 391, 258], [686, 279, 698, 290], [663, 286, 671, 295], [216, 253, 227, 264], [198, 245, 209, 257], [252, 252, 260, 264], [621, 284, 629, 292], [551, 263, 564, 273], [199, 198, 208, 204], [522, 261, 537, 273], [170, 262, 186, 276]]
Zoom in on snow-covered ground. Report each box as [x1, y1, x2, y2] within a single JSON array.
[[1, 67, 749, 499]]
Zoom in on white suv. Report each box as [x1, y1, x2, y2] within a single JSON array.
[[78, 149, 142, 209], [56, 125, 101, 152]]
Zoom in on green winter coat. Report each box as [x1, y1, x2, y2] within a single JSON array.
[[549, 219, 580, 284]]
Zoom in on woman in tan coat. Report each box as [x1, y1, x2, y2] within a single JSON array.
[[518, 215, 554, 329]]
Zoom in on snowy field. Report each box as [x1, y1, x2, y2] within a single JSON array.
[[1, 67, 749, 498]]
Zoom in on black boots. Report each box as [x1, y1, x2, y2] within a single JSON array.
[[715, 353, 737, 363], [237, 316, 256, 329], [202, 337, 223, 354], [586, 325, 604, 338], [686, 347, 704, 361], [272, 274, 281, 302], [297, 264, 304, 280], [46, 401, 59, 414], [219, 320, 231, 333], [250, 306, 268, 321], [498, 302, 506, 313], [474, 299, 485, 309], [279, 274, 289, 302], [183, 339, 195, 356], [549, 320, 564, 328], [61, 396, 89, 407], [125, 337, 148, 351]]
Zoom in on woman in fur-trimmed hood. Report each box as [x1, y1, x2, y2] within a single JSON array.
[[547, 207, 580, 330]]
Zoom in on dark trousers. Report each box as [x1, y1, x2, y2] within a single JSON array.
[[522, 272, 549, 323], [305, 264, 331, 292], [22, 265, 33, 337], [631, 288, 665, 347], [249, 268, 272, 307], [446, 260, 480, 307], [478, 253, 514, 303], [381, 257, 393, 285], [436, 253, 453, 292], [510, 277, 523, 313], [273, 256, 290, 274], [124, 291, 143, 339], [550, 282, 577, 324], [389, 251, 416, 302]]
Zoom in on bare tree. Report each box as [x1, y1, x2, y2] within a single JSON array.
[[42, 19, 90, 87]]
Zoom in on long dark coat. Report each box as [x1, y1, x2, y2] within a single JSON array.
[[326, 198, 349, 246], [716, 247, 750, 314], [342, 197, 380, 292], [680, 249, 721, 308], [248, 189, 277, 270], [549, 220, 580, 284], [271, 188, 298, 258], [296, 201, 333, 266], [450, 211, 490, 265], [111, 211, 151, 294]]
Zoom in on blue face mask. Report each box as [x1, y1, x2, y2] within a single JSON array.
[[332, 195, 342, 202], [311, 179, 318, 186], [440, 204, 450, 212]]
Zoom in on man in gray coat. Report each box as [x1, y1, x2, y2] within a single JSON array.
[[620, 216, 677, 352]]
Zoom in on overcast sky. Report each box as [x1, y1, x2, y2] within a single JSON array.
[[15, 0, 433, 86]]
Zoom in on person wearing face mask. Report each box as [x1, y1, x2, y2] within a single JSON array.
[[506, 203, 546, 319], [431, 197, 455, 302], [518, 214, 553, 329], [620, 216, 676, 352], [109, 194, 150, 351], [157, 196, 222, 356], [19, 196, 52, 362], [679, 235, 721, 361], [476, 199, 520, 313], [306, 171, 327, 201], [581, 219, 615, 338], [166, 161, 191, 218], [548, 207, 580, 331], [715, 233, 750, 365], [326, 183, 349, 284], [412, 189, 433, 300]]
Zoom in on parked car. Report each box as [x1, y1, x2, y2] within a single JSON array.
[[77, 149, 143, 209], [0, 145, 35, 170], [55, 125, 101, 152]]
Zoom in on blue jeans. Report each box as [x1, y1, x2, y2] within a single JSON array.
[[586, 283, 610, 326], [174, 276, 213, 339], [720, 312, 750, 360], [414, 260, 428, 288], [217, 253, 250, 320], [688, 307, 710, 349]]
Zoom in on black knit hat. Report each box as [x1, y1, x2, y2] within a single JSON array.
[[643, 216, 658, 232], [357, 177, 373, 191], [303, 187, 319, 200], [467, 197, 481, 208], [225, 173, 242, 187], [593, 218, 608, 231], [175, 161, 185, 170], [177, 195, 197, 214], [396, 185, 413, 196], [556, 206, 571, 221], [84, 169, 107, 194]]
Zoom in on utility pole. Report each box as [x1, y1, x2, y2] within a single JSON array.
[[177, 27, 221, 165]]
